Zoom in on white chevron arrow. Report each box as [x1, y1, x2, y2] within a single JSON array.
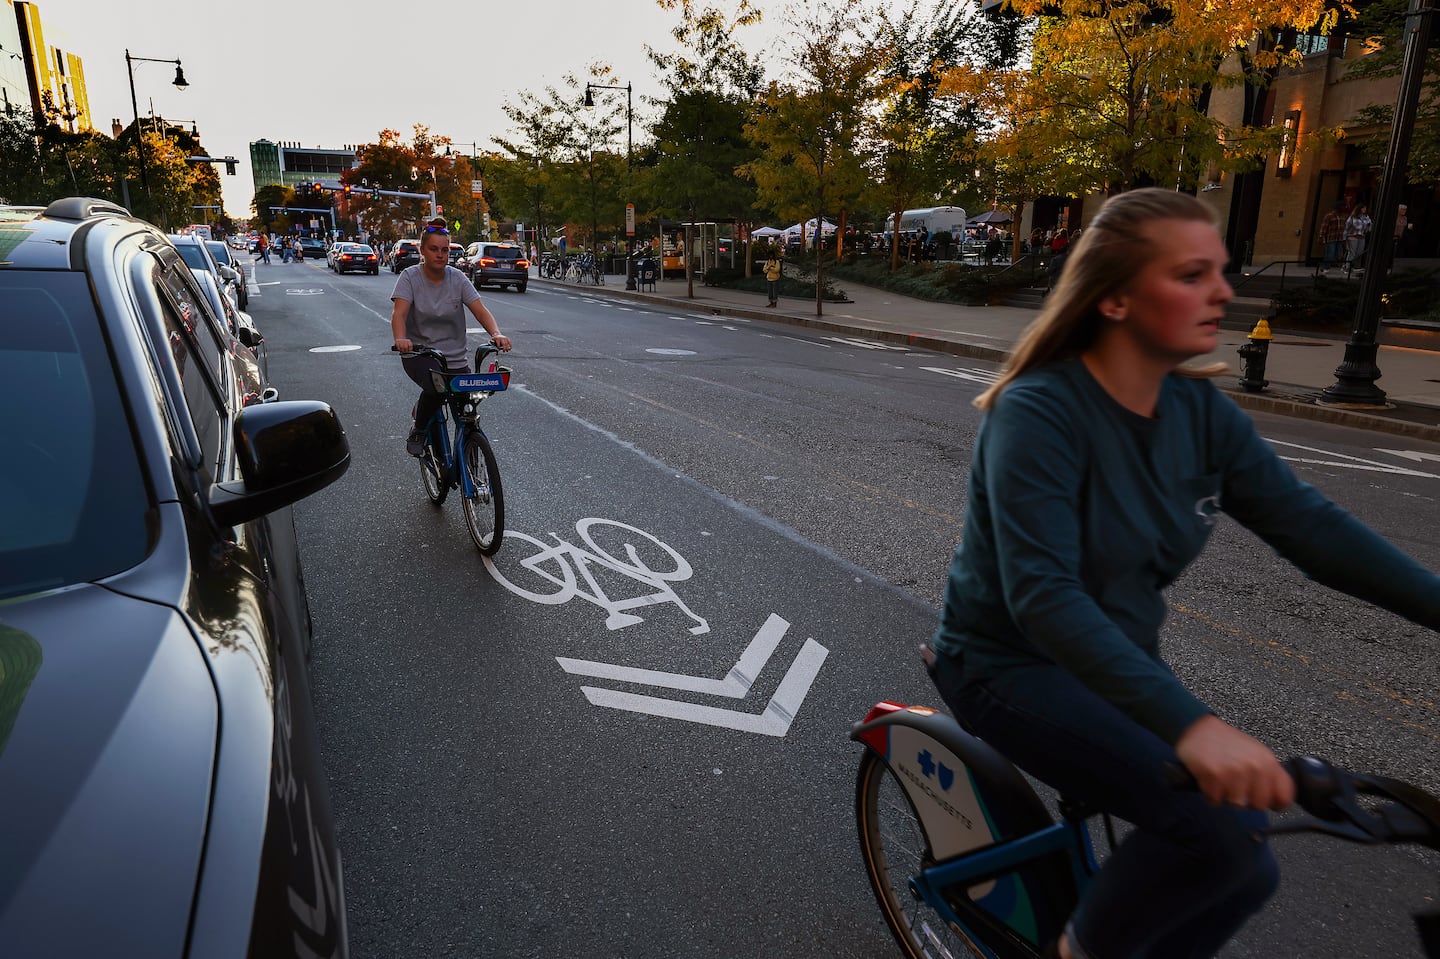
[[556, 614, 829, 737]]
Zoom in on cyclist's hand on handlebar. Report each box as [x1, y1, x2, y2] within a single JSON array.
[[394, 337, 413, 353], [1175, 714, 1295, 811], [492, 333, 512, 352]]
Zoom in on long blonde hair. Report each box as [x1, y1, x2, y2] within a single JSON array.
[[975, 189, 1222, 410]]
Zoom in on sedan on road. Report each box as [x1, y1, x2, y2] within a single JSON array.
[[298, 236, 327, 261], [333, 243, 380, 275], [0, 198, 351, 958]]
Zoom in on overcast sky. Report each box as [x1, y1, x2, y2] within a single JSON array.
[[46, 0, 797, 216]]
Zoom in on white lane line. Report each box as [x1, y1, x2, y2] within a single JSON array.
[[1268, 439, 1440, 478]]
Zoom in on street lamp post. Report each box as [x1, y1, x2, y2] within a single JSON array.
[[445, 140, 485, 240], [584, 81, 635, 290], [1320, 0, 1435, 408], [124, 49, 188, 210]]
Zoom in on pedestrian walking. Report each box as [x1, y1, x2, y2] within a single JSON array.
[[763, 248, 782, 307], [254, 233, 270, 265], [1318, 202, 1345, 270], [1344, 204, 1371, 270], [1395, 204, 1413, 258], [927, 187, 1440, 959]]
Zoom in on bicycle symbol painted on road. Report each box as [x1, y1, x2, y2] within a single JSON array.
[[482, 518, 710, 635]]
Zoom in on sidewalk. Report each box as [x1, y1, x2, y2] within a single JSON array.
[[535, 270, 1440, 442]]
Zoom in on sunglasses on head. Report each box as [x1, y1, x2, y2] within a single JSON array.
[[424, 224, 449, 234]]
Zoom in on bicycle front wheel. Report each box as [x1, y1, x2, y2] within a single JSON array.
[[461, 430, 504, 555], [856, 751, 990, 959], [420, 441, 448, 507]]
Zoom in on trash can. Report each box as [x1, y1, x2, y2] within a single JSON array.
[[636, 258, 659, 291]]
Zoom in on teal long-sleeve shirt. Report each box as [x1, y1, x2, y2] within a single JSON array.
[[933, 360, 1440, 745]]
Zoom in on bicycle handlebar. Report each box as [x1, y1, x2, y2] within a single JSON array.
[[1164, 756, 1440, 849]]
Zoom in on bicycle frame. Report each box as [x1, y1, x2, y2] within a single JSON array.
[[424, 368, 506, 496]]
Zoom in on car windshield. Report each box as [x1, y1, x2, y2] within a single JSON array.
[[346, 245, 374, 254], [0, 272, 153, 599], [174, 243, 213, 273], [486, 247, 522, 261]]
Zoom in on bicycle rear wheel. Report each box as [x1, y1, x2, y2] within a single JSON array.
[[856, 751, 990, 959], [461, 430, 504, 555]]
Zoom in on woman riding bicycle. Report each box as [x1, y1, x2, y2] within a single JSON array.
[[928, 188, 1440, 959], [391, 218, 511, 456]]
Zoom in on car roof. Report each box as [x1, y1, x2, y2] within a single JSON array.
[[0, 198, 135, 270]]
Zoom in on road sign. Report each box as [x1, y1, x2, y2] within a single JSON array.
[[625, 203, 635, 237], [471, 179, 484, 198]]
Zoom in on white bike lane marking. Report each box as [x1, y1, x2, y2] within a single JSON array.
[[482, 519, 830, 737]]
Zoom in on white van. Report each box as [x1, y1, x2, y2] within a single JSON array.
[[883, 206, 968, 238]]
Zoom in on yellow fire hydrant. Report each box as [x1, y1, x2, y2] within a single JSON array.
[[1237, 318, 1273, 393]]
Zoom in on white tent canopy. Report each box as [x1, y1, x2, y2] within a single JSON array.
[[751, 226, 785, 238], [782, 218, 838, 236]]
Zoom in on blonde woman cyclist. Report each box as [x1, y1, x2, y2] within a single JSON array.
[[927, 188, 1440, 959]]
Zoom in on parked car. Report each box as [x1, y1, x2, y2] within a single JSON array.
[[205, 238, 249, 308], [0, 197, 351, 958], [333, 243, 380, 275], [171, 232, 241, 313], [297, 236, 327, 261], [187, 265, 267, 374], [449, 242, 465, 266], [462, 241, 528, 292], [389, 238, 421, 272]]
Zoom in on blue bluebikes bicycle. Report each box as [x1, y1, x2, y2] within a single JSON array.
[[852, 695, 1440, 958], [398, 343, 509, 555]]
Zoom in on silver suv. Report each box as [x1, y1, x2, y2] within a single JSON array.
[[462, 241, 528, 292]]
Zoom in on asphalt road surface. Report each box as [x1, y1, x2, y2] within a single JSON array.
[[247, 258, 1440, 958]]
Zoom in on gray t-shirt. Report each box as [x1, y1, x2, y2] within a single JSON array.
[[391, 265, 480, 366]]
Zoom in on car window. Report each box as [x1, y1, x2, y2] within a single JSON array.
[[484, 246, 522, 261], [349, 245, 374, 254], [174, 242, 215, 274], [0, 272, 153, 599], [151, 263, 228, 476], [205, 241, 235, 267]]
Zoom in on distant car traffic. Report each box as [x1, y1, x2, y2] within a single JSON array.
[[326, 242, 356, 271], [389, 239, 421, 273], [333, 243, 380, 275], [0, 197, 351, 958], [462, 241, 528, 293]]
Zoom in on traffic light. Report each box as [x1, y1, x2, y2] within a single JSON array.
[[370, 186, 381, 201], [224, 158, 236, 175], [343, 184, 352, 198], [436, 204, 443, 215]]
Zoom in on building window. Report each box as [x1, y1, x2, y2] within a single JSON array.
[[1276, 110, 1301, 178]]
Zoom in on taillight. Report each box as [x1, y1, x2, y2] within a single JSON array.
[[517, 259, 529, 268], [480, 257, 497, 267]]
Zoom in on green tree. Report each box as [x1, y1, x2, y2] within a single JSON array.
[[645, 0, 767, 290], [964, 0, 1339, 198], [1345, 0, 1440, 182], [868, 1, 998, 270], [743, 0, 880, 314], [494, 88, 570, 255]]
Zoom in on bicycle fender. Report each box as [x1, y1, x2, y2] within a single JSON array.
[[852, 703, 1055, 861]]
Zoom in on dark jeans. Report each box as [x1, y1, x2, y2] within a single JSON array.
[[767, 279, 779, 303], [402, 354, 470, 433], [931, 651, 1278, 959]]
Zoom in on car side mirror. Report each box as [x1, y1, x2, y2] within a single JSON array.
[[209, 401, 350, 527], [217, 264, 239, 283]]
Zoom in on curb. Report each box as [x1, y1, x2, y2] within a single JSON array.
[[533, 275, 1440, 443]]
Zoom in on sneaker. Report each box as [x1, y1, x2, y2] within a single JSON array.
[[406, 428, 425, 456]]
